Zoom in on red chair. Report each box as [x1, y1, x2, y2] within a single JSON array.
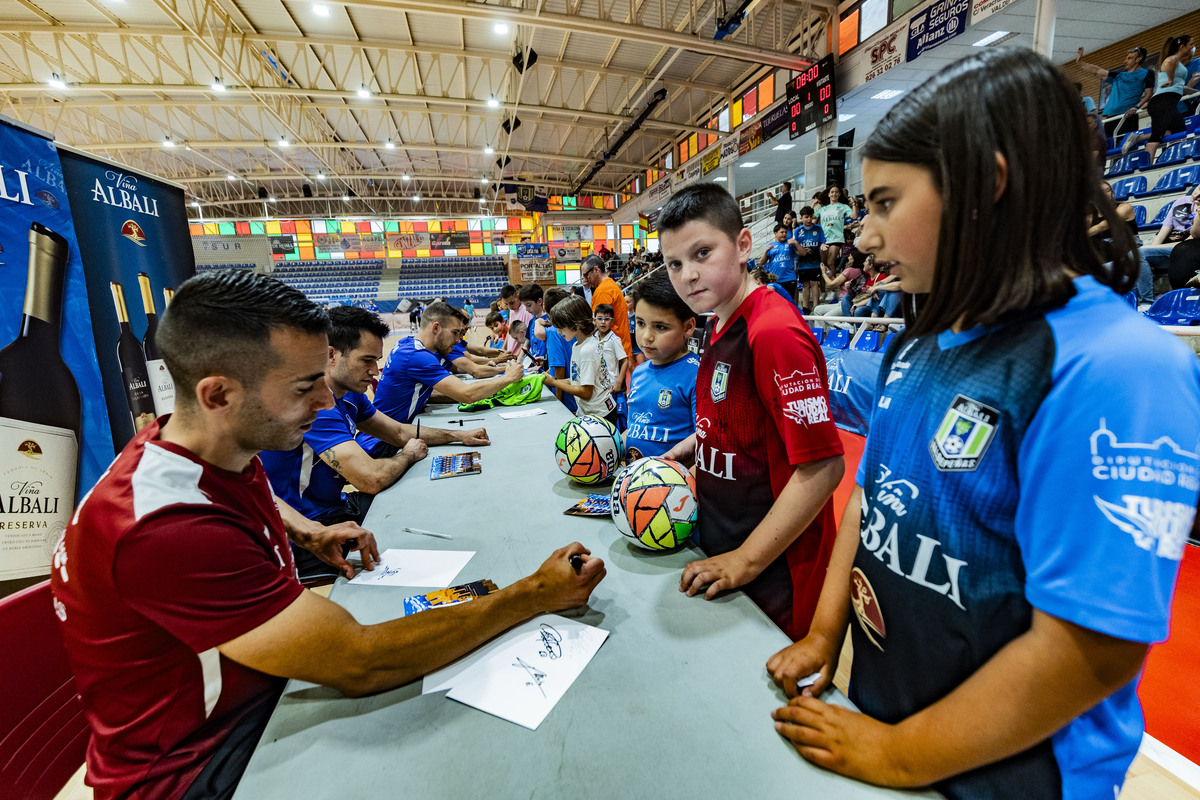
[[0, 581, 90, 800]]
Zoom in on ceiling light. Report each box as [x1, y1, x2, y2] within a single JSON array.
[[479, 196, 486, 203], [162, 136, 174, 148], [211, 77, 225, 92], [226, 173, 237, 181], [412, 194, 421, 201], [342, 194, 351, 202], [190, 200, 200, 208], [738, 161, 760, 168], [48, 73, 66, 90], [268, 196, 277, 203], [486, 95, 500, 108], [480, 177, 489, 184], [871, 89, 903, 100], [838, 113, 857, 121], [313, 3, 330, 16], [277, 136, 289, 147], [972, 30, 1011, 46], [402, 173, 411, 181], [713, 176, 727, 182], [484, 145, 495, 155], [358, 85, 371, 98], [494, 22, 509, 34], [316, 172, 326, 180], [772, 144, 795, 151], [385, 139, 395, 149]]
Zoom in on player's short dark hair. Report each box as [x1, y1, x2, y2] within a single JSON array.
[[548, 294, 595, 335], [518, 283, 544, 302], [499, 284, 519, 300], [774, 223, 787, 234], [657, 183, 744, 242], [798, 205, 815, 217], [631, 269, 694, 324], [422, 301, 463, 329], [543, 286, 570, 312], [158, 269, 328, 407], [594, 303, 614, 316], [485, 311, 505, 327], [327, 305, 389, 354]]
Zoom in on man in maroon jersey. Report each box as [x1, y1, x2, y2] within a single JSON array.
[[51, 270, 605, 800], [659, 183, 844, 641]]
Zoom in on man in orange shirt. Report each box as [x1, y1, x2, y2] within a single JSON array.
[[582, 254, 632, 357]]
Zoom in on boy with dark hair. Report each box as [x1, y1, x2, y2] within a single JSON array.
[[518, 283, 551, 363], [658, 183, 845, 641], [593, 302, 629, 428], [500, 284, 532, 353], [791, 205, 826, 313], [625, 270, 700, 461], [542, 286, 577, 413], [543, 295, 620, 427], [760, 223, 801, 304], [485, 310, 508, 349]]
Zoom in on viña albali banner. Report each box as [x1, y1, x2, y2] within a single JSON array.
[[59, 148, 196, 452], [0, 116, 113, 580]]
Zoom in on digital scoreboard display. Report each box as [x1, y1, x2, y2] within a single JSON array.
[[787, 54, 836, 139]]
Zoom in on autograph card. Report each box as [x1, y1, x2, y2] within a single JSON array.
[[443, 615, 609, 730], [347, 549, 475, 588]]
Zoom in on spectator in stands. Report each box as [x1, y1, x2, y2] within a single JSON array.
[[463, 298, 475, 323], [847, 254, 888, 319], [261, 307, 487, 575], [811, 248, 869, 328], [1180, 40, 1200, 116], [1089, 180, 1153, 302], [1121, 35, 1194, 160], [767, 181, 793, 226], [792, 205, 827, 313], [760, 223, 803, 303], [499, 284, 533, 353], [409, 302, 421, 331], [768, 47, 1199, 799], [542, 286, 578, 412], [370, 302, 523, 427], [51, 271, 606, 800], [1076, 45, 1153, 139], [818, 185, 853, 274], [811, 190, 827, 213], [542, 295, 620, 427], [1141, 184, 1200, 285], [751, 267, 793, 305], [582, 253, 633, 357]]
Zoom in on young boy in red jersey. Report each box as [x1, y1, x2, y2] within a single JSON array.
[[660, 183, 845, 640]]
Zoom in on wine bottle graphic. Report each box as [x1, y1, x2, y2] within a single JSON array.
[[110, 281, 156, 432], [0, 222, 82, 579], [137, 272, 175, 415]]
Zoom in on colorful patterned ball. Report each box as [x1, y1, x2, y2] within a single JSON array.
[[554, 415, 623, 485], [611, 457, 698, 550]]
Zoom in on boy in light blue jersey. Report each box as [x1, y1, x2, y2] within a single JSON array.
[[760, 223, 801, 303], [624, 271, 700, 461], [791, 206, 826, 313]]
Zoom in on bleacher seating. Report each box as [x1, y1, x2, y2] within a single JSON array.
[[1153, 139, 1198, 168], [1145, 165, 1200, 198], [824, 329, 851, 350], [1111, 175, 1147, 201], [1106, 151, 1151, 178], [854, 330, 881, 352], [1142, 202, 1172, 232], [271, 259, 385, 305], [1144, 289, 1200, 326], [881, 332, 897, 352], [394, 256, 507, 305], [810, 327, 825, 345], [196, 261, 256, 272]]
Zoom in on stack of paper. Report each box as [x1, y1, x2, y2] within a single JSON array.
[[423, 615, 609, 729]]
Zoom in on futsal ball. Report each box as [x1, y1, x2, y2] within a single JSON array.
[[611, 457, 698, 550], [554, 415, 623, 485]]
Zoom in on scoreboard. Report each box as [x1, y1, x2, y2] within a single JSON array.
[[787, 54, 836, 139]]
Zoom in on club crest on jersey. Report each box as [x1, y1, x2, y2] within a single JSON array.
[[850, 567, 886, 651], [711, 362, 731, 403], [929, 394, 998, 471], [658, 388, 672, 409]]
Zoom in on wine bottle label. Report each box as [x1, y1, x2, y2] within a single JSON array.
[[146, 358, 176, 416], [0, 415, 77, 580], [123, 366, 156, 431]]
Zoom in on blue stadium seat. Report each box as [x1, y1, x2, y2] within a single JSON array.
[[1146, 165, 1200, 197], [1131, 204, 1148, 229], [1154, 140, 1194, 168], [810, 326, 825, 345], [1122, 290, 1139, 308], [1111, 176, 1146, 200], [824, 329, 851, 350], [1106, 151, 1151, 177], [880, 332, 897, 352], [854, 330, 881, 352], [1144, 289, 1200, 325]]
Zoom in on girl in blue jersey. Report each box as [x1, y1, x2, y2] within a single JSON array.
[[767, 47, 1200, 799]]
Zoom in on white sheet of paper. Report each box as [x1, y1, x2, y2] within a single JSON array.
[[347, 549, 475, 588], [498, 408, 547, 419], [443, 615, 609, 730], [421, 618, 545, 695]]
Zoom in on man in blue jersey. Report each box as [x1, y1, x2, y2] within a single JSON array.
[[261, 307, 489, 578], [624, 271, 699, 461], [1075, 46, 1153, 139], [360, 303, 522, 458], [759, 224, 801, 305]]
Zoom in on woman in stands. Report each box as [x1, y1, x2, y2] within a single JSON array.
[[767, 47, 1200, 799], [1089, 179, 1153, 303], [1122, 34, 1193, 162]]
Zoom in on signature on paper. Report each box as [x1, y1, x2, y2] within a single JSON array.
[[513, 657, 548, 697], [537, 624, 562, 659], [376, 565, 401, 580]]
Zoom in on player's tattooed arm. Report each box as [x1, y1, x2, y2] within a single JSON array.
[[319, 447, 344, 475]]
